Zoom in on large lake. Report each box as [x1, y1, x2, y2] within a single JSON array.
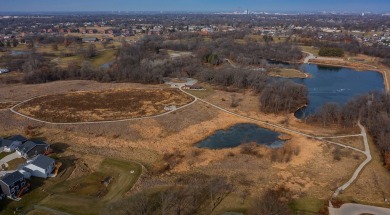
[[294, 64, 385, 118], [196, 123, 284, 149]]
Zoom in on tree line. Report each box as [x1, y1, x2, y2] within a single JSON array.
[[3, 34, 308, 114], [102, 173, 293, 215], [308, 91, 390, 169]]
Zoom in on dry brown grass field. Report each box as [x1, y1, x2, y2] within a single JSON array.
[[0, 80, 389, 213], [323, 136, 365, 151], [0, 102, 16, 109], [15, 88, 193, 122], [338, 136, 390, 206]]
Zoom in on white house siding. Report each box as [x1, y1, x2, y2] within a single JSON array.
[[24, 164, 49, 178], [7, 141, 22, 152]]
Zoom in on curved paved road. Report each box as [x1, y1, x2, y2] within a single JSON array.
[[332, 121, 371, 197], [329, 203, 390, 215], [303, 51, 315, 64]]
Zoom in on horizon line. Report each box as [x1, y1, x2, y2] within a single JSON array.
[[0, 10, 389, 14]]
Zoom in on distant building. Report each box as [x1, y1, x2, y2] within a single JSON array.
[[148, 29, 163, 36], [182, 85, 204, 90], [82, 37, 98, 43], [0, 68, 10, 74], [200, 27, 214, 35]]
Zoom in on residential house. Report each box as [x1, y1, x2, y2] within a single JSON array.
[[7, 135, 27, 143], [200, 27, 214, 35], [82, 37, 98, 43], [0, 186, 5, 200], [182, 85, 204, 90], [0, 68, 10, 74], [23, 155, 55, 179], [1, 135, 27, 152], [0, 171, 29, 199], [148, 29, 163, 36], [16, 140, 49, 159], [0, 139, 18, 152]]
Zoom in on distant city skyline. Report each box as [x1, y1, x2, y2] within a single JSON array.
[[1, 0, 390, 13]]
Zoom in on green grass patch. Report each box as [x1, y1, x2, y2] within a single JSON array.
[[0, 151, 12, 159], [6, 158, 25, 170], [289, 197, 325, 213], [26, 209, 57, 215], [300, 46, 320, 56], [57, 55, 83, 68], [40, 158, 142, 215], [269, 68, 308, 78], [1, 179, 49, 215], [184, 84, 215, 99], [90, 49, 117, 68]]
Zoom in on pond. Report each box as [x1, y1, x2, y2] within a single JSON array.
[[196, 123, 285, 149], [10, 51, 31, 56], [294, 64, 385, 118], [101, 62, 112, 69]]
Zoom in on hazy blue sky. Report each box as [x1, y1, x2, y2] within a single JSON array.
[[1, 0, 389, 12]]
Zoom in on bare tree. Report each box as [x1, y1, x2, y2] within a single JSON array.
[[249, 188, 292, 215]]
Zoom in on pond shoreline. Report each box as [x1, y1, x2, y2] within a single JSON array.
[[196, 123, 287, 149], [308, 60, 389, 92]]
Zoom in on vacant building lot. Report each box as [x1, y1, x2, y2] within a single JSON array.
[[14, 88, 193, 123]]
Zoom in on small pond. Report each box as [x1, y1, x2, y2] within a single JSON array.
[[196, 123, 285, 149], [101, 62, 112, 69], [10, 51, 31, 56]]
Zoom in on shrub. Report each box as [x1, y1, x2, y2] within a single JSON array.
[[318, 47, 344, 57], [240, 143, 261, 157]]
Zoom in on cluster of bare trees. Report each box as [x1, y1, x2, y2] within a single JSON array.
[[260, 80, 308, 113], [102, 175, 234, 215], [249, 187, 292, 215], [306, 40, 390, 67], [197, 68, 268, 92], [161, 32, 303, 64], [308, 91, 390, 169]]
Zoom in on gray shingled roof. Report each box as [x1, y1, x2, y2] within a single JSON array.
[[6, 135, 27, 143], [30, 155, 55, 169], [0, 139, 13, 147], [0, 171, 24, 186], [17, 140, 48, 154], [82, 37, 97, 42]]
